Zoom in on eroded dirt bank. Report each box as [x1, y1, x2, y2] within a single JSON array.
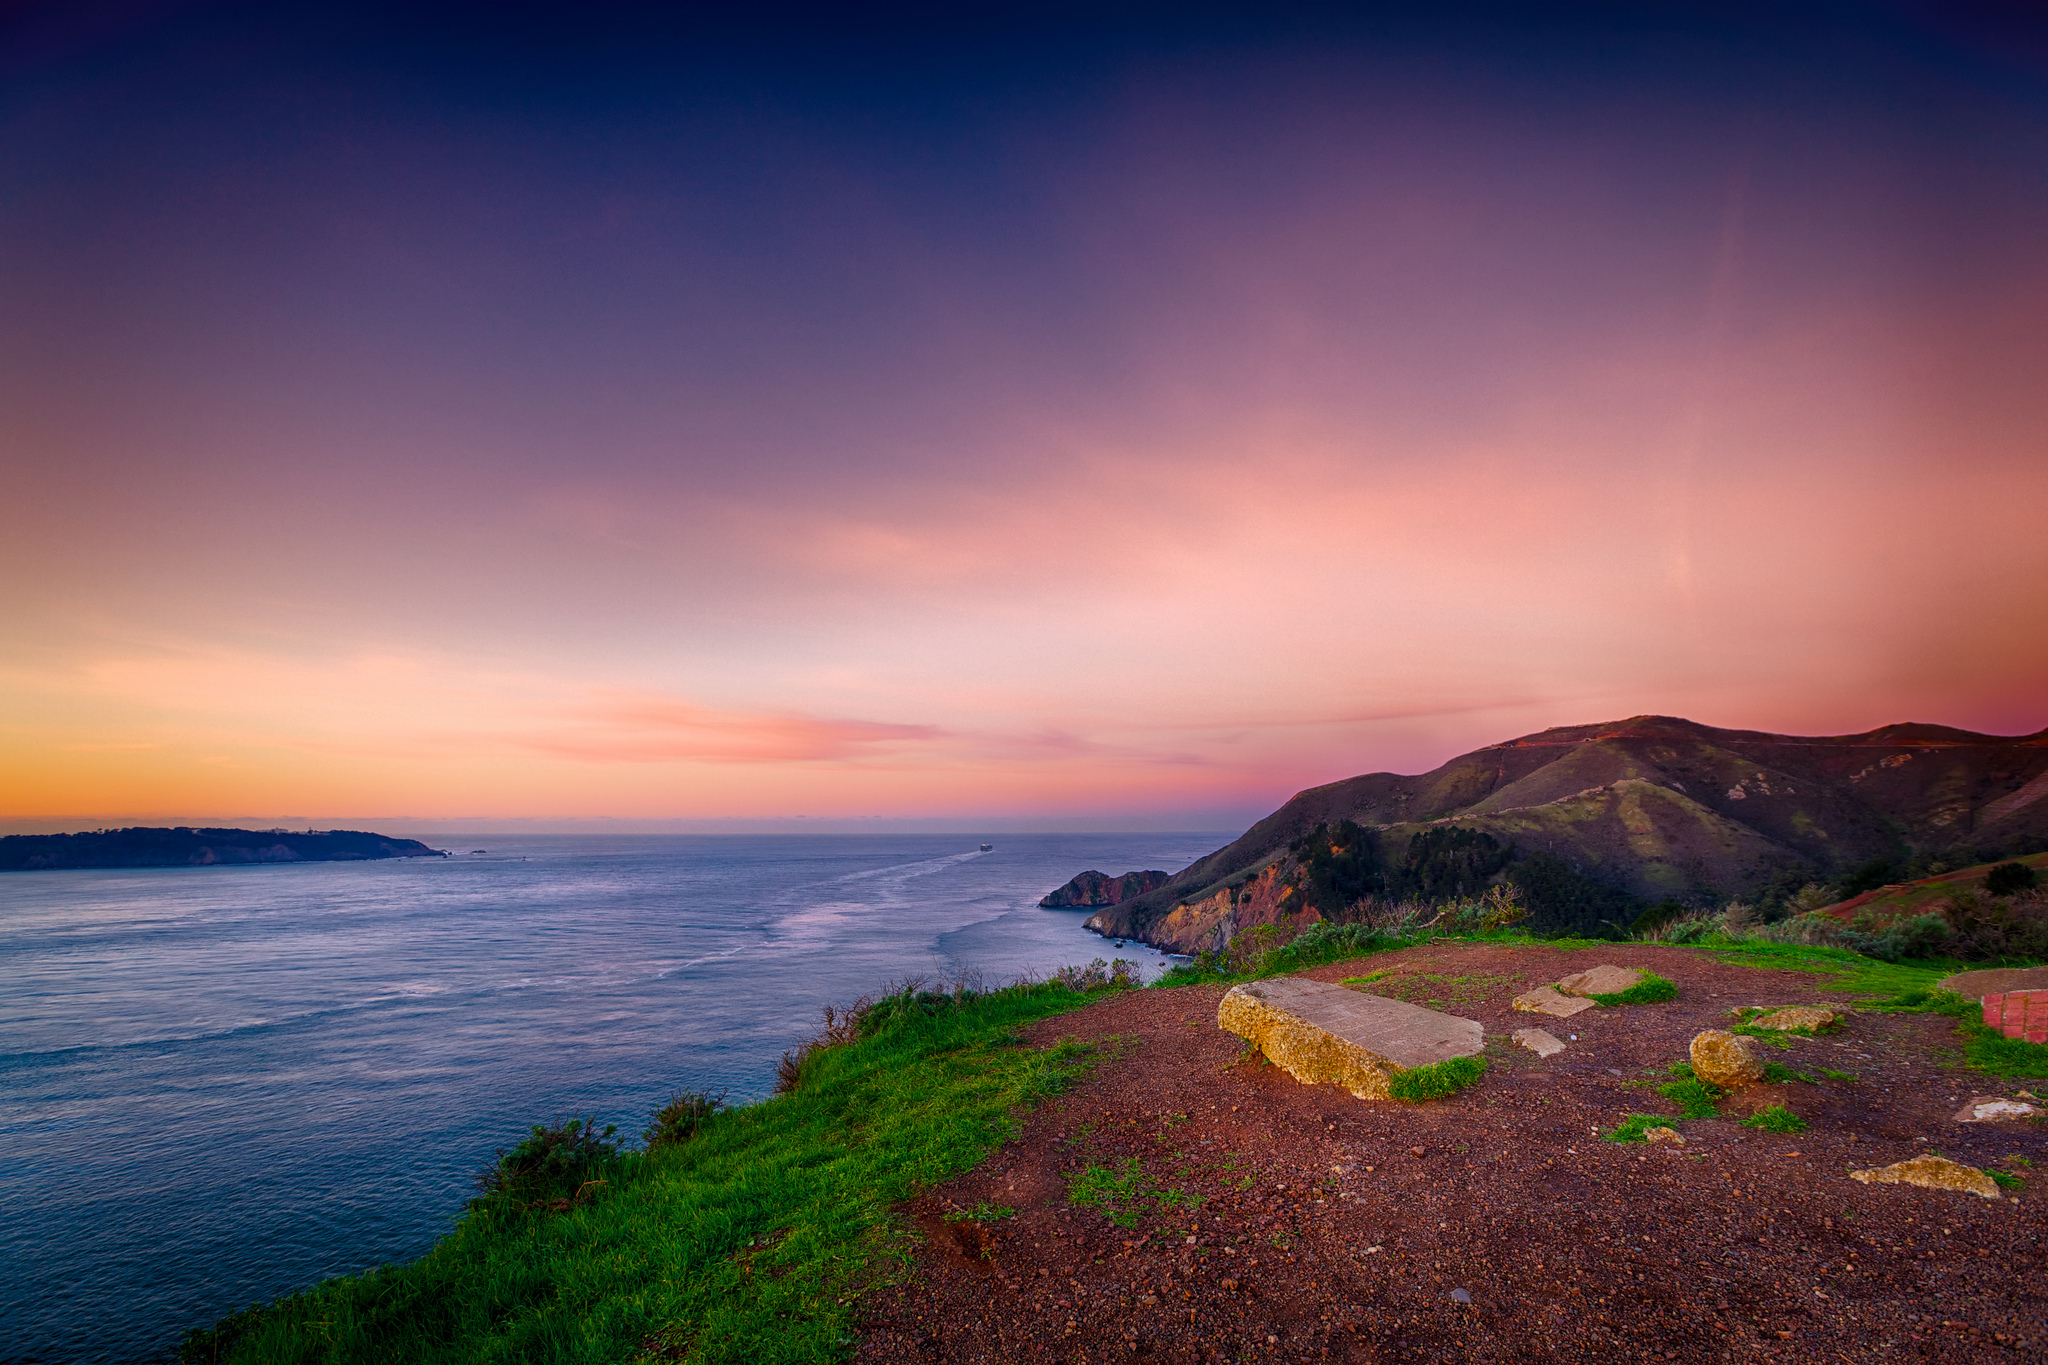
[[854, 944, 2044, 1364]]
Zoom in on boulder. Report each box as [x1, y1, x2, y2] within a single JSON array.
[[1953, 1096, 2046, 1123], [1849, 1155, 2002, 1200], [1512, 986, 1595, 1018], [1512, 1027, 1565, 1057], [1748, 1006, 1841, 1032], [1217, 977, 1483, 1101], [1689, 1030, 1764, 1088], [1554, 965, 1646, 998], [1645, 1126, 1685, 1147]]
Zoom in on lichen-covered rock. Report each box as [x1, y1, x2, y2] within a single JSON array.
[[1748, 1006, 1841, 1031], [1850, 1155, 2002, 1199], [1512, 986, 1594, 1018], [1217, 977, 1482, 1101], [1646, 1126, 1685, 1146], [1689, 1029, 1764, 1088], [1554, 965, 1646, 998]]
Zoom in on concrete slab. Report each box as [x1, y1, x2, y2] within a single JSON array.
[[1554, 965, 1646, 997], [1512, 1027, 1565, 1057], [1217, 977, 1483, 1100], [1512, 986, 1595, 1018]]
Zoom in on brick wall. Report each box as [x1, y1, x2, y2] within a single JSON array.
[[1981, 990, 2048, 1044]]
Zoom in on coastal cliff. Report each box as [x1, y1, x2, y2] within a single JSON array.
[[1039, 868, 1171, 908], [0, 827, 446, 871]]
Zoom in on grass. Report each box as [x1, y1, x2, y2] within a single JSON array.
[[1658, 1063, 1726, 1118], [179, 978, 1112, 1365], [1760, 1062, 1820, 1085], [1741, 1105, 1808, 1134], [1865, 989, 2048, 1079], [1729, 1025, 1797, 1050], [1989, 1170, 2025, 1191], [1602, 1114, 1677, 1143], [1387, 1054, 1488, 1101], [1064, 1157, 1205, 1229], [1589, 971, 1678, 1006], [1821, 1069, 1858, 1082]]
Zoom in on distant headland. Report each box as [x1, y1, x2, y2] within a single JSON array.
[[0, 827, 446, 872]]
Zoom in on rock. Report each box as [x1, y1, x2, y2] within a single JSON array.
[[1954, 1096, 2046, 1123], [1646, 1126, 1685, 1146], [1747, 1006, 1841, 1031], [1216, 978, 1484, 1101], [1040, 868, 1173, 908], [1554, 965, 1646, 997], [1512, 986, 1595, 1018], [1451, 1288, 1473, 1305], [1689, 1030, 1764, 1088], [1850, 1155, 2002, 1199], [1512, 1027, 1565, 1057]]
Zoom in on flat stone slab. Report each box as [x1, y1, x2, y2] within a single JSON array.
[[1217, 977, 1483, 1100], [1748, 1006, 1842, 1031], [1554, 965, 1646, 997], [1940, 966, 2048, 999], [1512, 986, 1594, 1017], [1512, 1027, 1565, 1057]]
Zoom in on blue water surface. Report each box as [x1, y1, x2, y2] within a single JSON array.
[[0, 832, 1222, 1364]]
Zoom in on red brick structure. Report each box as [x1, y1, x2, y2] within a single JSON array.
[[1981, 990, 2048, 1044]]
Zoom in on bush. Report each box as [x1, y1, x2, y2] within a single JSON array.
[[474, 1116, 621, 1206], [1985, 861, 2039, 897], [644, 1090, 725, 1149], [1387, 1054, 1488, 1101]]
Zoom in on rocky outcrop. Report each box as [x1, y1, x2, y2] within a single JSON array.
[[1689, 1030, 1764, 1088], [1747, 1006, 1841, 1031], [1039, 869, 1172, 909]]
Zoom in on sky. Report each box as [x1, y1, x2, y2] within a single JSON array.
[[3, 3, 2046, 832]]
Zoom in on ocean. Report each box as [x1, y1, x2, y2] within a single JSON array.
[[0, 832, 1224, 1364]]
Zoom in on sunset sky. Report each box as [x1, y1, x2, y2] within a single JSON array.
[[4, 4, 2046, 830]]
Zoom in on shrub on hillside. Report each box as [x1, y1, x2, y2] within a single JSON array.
[[645, 1090, 726, 1149], [1986, 861, 2040, 897], [475, 1116, 621, 1206]]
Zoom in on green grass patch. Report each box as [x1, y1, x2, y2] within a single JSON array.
[[1864, 989, 2048, 1079], [1729, 1025, 1797, 1049], [942, 1201, 1014, 1223], [1589, 971, 1678, 1007], [179, 978, 1112, 1365], [1657, 1063, 1726, 1118], [1601, 1114, 1676, 1143], [1387, 1054, 1489, 1101], [1821, 1069, 1858, 1083], [1741, 1105, 1808, 1134], [1064, 1157, 1206, 1229], [1989, 1169, 2025, 1191], [1760, 1063, 1819, 1085]]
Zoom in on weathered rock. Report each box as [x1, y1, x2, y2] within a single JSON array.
[[1040, 868, 1172, 908], [1512, 1027, 1565, 1057], [1216, 977, 1483, 1100], [1554, 965, 1646, 998], [1850, 1155, 2002, 1199], [1512, 986, 1595, 1018], [1646, 1126, 1685, 1146], [1689, 1029, 1764, 1088], [1748, 1006, 1841, 1031], [1953, 1095, 2046, 1123]]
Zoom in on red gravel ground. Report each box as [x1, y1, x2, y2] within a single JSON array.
[[852, 944, 2046, 1365]]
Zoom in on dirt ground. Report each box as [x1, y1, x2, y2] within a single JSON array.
[[851, 944, 2046, 1364]]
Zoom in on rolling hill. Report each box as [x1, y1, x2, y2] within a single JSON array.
[[1076, 715, 2048, 951]]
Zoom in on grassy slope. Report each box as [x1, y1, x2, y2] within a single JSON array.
[[186, 982, 1106, 1365], [1821, 851, 2048, 924], [187, 934, 2047, 1365]]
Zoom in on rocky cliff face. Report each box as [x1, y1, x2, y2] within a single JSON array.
[[1061, 714, 2048, 952], [1039, 869, 1172, 908]]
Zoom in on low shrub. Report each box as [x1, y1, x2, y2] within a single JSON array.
[[1387, 1054, 1488, 1102], [644, 1090, 725, 1149], [474, 1116, 621, 1206]]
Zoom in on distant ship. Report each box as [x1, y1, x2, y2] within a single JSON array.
[[979, 843, 992, 852]]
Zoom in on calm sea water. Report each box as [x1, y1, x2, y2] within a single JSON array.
[[0, 832, 1223, 1364]]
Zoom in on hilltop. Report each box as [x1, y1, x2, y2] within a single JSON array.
[[1077, 715, 2048, 951], [0, 826, 445, 871]]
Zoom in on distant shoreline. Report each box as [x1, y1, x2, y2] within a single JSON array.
[[0, 826, 446, 872]]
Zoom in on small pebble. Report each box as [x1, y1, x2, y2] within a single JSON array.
[[1410, 1146, 1425, 1157], [1452, 1288, 1473, 1305]]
